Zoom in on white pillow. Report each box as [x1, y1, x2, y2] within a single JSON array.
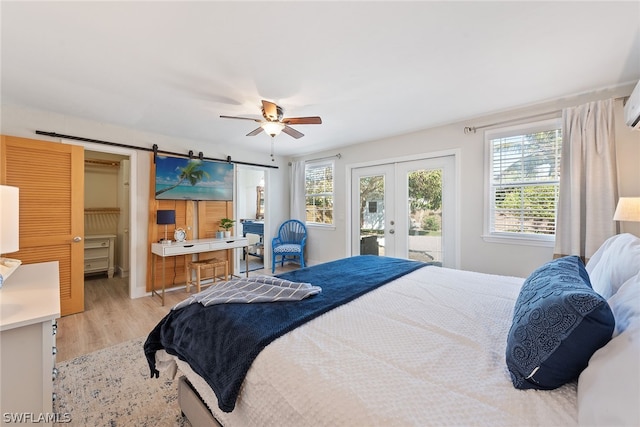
[[586, 233, 640, 299], [609, 272, 640, 337], [578, 273, 640, 426]]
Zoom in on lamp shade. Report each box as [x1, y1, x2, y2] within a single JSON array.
[[613, 197, 640, 222], [156, 210, 176, 225], [261, 122, 285, 137], [0, 185, 19, 254]]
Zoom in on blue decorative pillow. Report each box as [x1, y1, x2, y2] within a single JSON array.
[[506, 256, 615, 390]]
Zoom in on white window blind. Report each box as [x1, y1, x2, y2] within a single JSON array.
[[305, 161, 334, 225], [487, 120, 562, 242]]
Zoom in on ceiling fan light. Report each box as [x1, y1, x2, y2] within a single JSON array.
[[262, 122, 285, 137]]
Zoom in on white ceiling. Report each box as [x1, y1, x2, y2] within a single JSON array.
[[2, 1, 639, 157]]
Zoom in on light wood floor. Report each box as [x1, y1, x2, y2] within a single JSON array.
[[56, 261, 296, 361]]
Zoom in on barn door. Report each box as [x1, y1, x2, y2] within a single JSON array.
[[1, 135, 85, 315]]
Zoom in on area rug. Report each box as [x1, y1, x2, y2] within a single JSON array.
[[238, 257, 264, 273], [54, 337, 191, 427]]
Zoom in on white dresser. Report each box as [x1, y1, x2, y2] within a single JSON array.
[[84, 234, 116, 278], [0, 262, 61, 426]]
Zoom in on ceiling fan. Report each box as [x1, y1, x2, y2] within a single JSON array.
[[220, 100, 322, 139]]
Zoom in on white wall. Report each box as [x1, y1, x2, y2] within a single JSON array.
[[237, 167, 264, 247], [84, 160, 120, 208], [237, 167, 264, 221], [295, 86, 640, 278], [3, 85, 638, 286], [1, 104, 290, 298]]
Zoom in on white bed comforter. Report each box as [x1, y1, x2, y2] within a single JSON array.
[[173, 266, 578, 426]]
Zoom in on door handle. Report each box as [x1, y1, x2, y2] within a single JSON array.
[[73, 236, 82, 242], [389, 229, 395, 234]]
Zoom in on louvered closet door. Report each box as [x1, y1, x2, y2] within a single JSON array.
[[1, 135, 85, 315]]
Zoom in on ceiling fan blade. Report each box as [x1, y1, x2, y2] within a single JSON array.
[[220, 115, 262, 123], [246, 127, 264, 136], [282, 125, 304, 139], [282, 116, 322, 125], [261, 100, 279, 121]]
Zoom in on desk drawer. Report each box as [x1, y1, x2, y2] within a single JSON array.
[[209, 239, 248, 251], [162, 243, 211, 256], [152, 239, 249, 256]]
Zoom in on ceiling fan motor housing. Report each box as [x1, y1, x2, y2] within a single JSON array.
[[220, 100, 321, 139], [262, 105, 284, 122]]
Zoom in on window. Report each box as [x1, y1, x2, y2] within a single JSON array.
[[305, 160, 334, 225], [484, 119, 562, 245]]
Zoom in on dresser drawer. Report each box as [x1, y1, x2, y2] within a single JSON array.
[[85, 258, 109, 272], [85, 246, 109, 259], [84, 234, 116, 277], [85, 238, 111, 249]]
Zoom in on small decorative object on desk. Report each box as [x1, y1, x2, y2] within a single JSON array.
[[219, 218, 236, 238], [174, 228, 186, 242]]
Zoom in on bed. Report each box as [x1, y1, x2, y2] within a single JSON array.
[[145, 233, 640, 427]]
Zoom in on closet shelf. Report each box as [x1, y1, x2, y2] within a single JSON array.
[[85, 158, 120, 168]]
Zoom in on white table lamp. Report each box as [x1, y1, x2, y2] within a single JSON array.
[[613, 197, 640, 222], [0, 185, 21, 286]]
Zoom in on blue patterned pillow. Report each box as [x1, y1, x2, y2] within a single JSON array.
[[506, 256, 615, 390]]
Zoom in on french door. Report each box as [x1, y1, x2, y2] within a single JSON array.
[[351, 155, 457, 267]]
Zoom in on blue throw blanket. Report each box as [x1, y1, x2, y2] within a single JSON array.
[[144, 255, 428, 412]]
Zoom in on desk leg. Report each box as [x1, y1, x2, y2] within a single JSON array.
[[161, 256, 166, 306], [151, 253, 166, 306], [245, 245, 249, 277], [152, 253, 156, 298]]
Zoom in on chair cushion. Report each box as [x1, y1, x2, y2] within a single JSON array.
[[273, 244, 302, 254]]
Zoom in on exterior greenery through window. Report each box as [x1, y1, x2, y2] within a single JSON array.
[[358, 171, 443, 232], [305, 161, 334, 225], [487, 119, 562, 241], [408, 170, 442, 232]]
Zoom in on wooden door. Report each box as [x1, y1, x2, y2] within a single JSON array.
[[1, 135, 85, 315], [198, 200, 234, 273]]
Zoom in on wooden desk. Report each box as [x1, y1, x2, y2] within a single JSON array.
[[151, 237, 249, 305]]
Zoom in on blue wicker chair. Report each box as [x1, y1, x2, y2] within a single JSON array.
[[272, 220, 307, 273]]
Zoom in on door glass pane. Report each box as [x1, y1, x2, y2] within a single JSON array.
[[359, 175, 385, 256], [407, 169, 443, 265]]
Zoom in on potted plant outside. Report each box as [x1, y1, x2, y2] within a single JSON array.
[[219, 218, 235, 238]]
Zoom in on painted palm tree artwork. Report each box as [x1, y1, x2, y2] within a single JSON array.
[[155, 156, 234, 201]]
